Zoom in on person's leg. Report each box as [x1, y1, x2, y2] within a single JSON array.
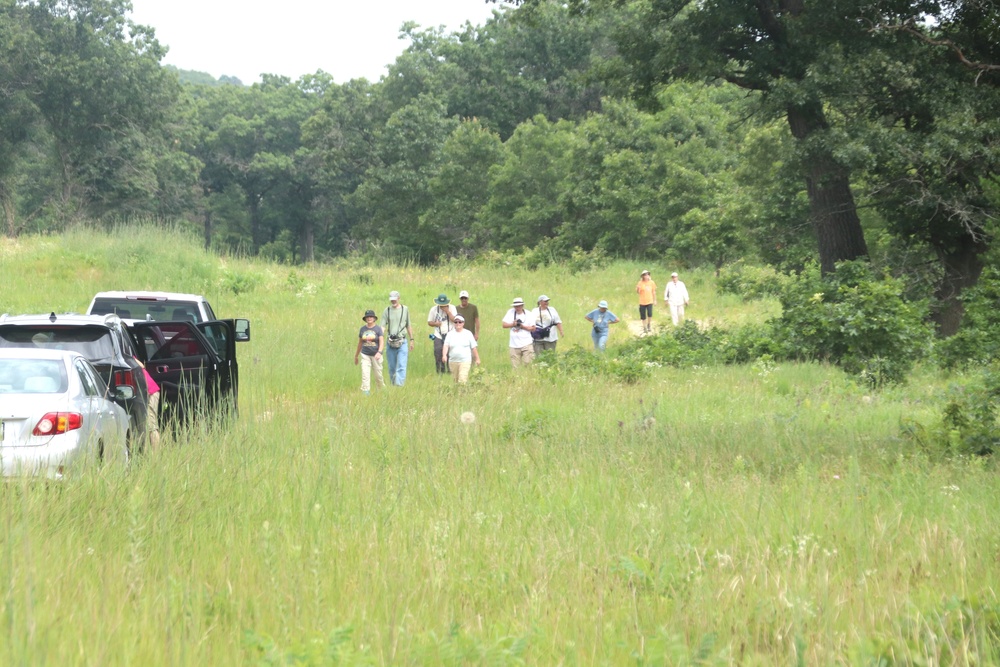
[[591, 330, 600, 351], [385, 345, 399, 385], [646, 304, 654, 332], [533, 340, 545, 357], [433, 337, 446, 373], [360, 354, 372, 393], [671, 304, 681, 326], [450, 359, 461, 383], [396, 342, 409, 386], [598, 333, 608, 352], [372, 356, 385, 388], [676, 304, 685, 324], [456, 361, 472, 384], [542, 340, 557, 353], [146, 391, 160, 452], [509, 346, 520, 368], [521, 344, 535, 365]]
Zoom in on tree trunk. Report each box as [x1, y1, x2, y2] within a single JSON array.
[[203, 208, 213, 251], [932, 237, 986, 337], [300, 218, 315, 263], [0, 183, 16, 237], [786, 103, 869, 274]]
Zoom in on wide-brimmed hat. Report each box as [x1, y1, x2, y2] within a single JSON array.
[[641, 269, 650, 276], [598, 300, 608, 308], [454, 315, 465, 323], [389, 290, 400, 301], [434, 294, 450, 305], [459, 290, 470, 298], [512, 297, 524, 307], [671, 272, 678, 277], [537, 294, 550, 303], [362, 309, 377, 320]]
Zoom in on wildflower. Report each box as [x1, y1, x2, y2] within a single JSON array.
[[460, 411, 476, 425]]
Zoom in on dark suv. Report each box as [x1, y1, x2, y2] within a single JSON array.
[[0, 313, 149, 449]]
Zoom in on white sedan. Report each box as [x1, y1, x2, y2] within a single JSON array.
[[0, 349, 130, 479]]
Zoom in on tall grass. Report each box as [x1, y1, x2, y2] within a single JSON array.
[[0, 228, 996, 665]]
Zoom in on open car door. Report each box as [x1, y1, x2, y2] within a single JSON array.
[[129, 320, 235, 423]]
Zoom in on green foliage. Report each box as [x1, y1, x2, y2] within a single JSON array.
[[717, 262, 793, 301], [535, 346, 651, 384], [937, 266, 1000, 369], [904, 364, 1000, 459], [243, 627, 374, 666], [219, 268, 262, 295], [773, 260, 931, 388]]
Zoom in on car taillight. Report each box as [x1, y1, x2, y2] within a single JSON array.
[[32, 413, 83, 436], [113, 369, 138, 390]]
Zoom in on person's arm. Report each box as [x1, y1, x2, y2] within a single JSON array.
[[354, 338, 362, 365], [441, 341, 450, 363], [407, 317, 415, 348], [502, 310, 515, 329], [472, 346, 481, 365], [376, 330, 384, 357], [521, 312, 536, 331]]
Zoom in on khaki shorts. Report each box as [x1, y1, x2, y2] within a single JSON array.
[[509, 344, 534, 368]]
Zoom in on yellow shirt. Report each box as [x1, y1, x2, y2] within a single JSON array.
[[636, 280, 657, 306]]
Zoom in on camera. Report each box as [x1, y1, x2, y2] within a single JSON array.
[[593, 325, 600, 333], [428, 334, 436, 340], [389, 334, 401, 342], [514, 319, 523, 328]]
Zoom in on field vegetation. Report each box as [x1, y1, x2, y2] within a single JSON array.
[[1, 227, 998, 665]]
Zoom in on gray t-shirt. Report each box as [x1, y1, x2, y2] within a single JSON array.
[[381, 305, 410, 340]]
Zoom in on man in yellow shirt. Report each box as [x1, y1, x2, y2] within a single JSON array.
[[635, 269, 657, 334]]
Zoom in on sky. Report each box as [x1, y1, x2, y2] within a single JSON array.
[[127, 0, 502, 85]]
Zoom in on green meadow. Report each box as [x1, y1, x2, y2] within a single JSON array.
[[1, 227, 997, 665]]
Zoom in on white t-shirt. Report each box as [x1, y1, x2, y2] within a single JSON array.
[[665, 280, 689, 306], [427, 304, 457, 339], [444, 329, 478, 363], [502, 308, 536, 348], [530, 306, 561, 342]]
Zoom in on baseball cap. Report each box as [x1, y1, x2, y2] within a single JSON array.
[[454, 315, 465, 322], [641, 269, 650, 276], [389, 290, 400, 300], [538, 294, 550, 303], [512, 297, 524, 306], [598, 300, 608, 308], [459, 290, 469, 298]]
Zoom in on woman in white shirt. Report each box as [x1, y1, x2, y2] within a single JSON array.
[[442, 315, 480, 384], [530, 294, 564, 356]]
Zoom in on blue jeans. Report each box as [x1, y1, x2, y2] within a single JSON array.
[[591, 329, 608, 352], [386, 341, 409, 386]]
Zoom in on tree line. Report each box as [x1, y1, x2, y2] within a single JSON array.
[[1, 0, 997, 334]]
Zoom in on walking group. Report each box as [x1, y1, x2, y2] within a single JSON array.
[[354, 270, 689, 394]]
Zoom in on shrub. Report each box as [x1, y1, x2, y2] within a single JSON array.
[[903, 363, 1000, 458], [937, 265, 1000, 369], [716, 262, 792, 300], [772, 260, 931, 388]]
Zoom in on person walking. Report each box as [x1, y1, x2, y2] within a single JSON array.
[[530, 294, 564, 356], [354, 309, 385, 394], [442, 315, 480, 384], [664, 271, 690, 326], [585, 300, 619, 352], [636, 269, 657, 333], [135, 357, 160, 452], [455, 290, 480, 340], [502, 296, 537, 368], [427, 294, 457, 374], [381, 290, 415, 386]]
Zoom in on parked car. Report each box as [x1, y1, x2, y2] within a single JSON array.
[[0, 313, 149, 451], [86, 291, 251, 342], [0, 348, 129, 478]]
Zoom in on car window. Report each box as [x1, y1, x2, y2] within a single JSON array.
[[75, 359, 99, 397], [198, 322, 230, 360], [0, 358, 68, 393], [90, 298, 201, 323], [135, 324, 209, 361], [0, 326, 117, 364]]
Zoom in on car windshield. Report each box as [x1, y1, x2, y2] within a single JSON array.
[[0, 359, 68, 393], [90, 298, 201, 323], [0, 326, 117, 364]]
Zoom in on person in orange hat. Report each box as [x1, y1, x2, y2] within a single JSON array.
[[636, 269, 657, 333]]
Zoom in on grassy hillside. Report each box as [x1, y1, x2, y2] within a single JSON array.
[[0, 226, 995, 665]]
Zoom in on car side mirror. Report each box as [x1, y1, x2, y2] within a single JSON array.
[[115, 385, 135, 401], [235, 318, 251, 342]]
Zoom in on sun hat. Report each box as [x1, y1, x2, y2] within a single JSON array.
[[434, 294, 450, 305], [454, 315, 465, 322], [512, 297, 524, 306], [389, 290, 400, 300], [671, 272, 678, 277], [362, 309, 377, 321], [537, 294, 550, 303], [459, 290, 470, 298], [598, 300, 608, 308], [641, 269, 650, 276]]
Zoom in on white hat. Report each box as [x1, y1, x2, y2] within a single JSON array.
[[537, 294, 550, 303], [459, 290, 470, 298], [512, 297, 524, 306], [598, 300, 608, 308], [454, 315, 465, 322], [671, 272, 678, 277]]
